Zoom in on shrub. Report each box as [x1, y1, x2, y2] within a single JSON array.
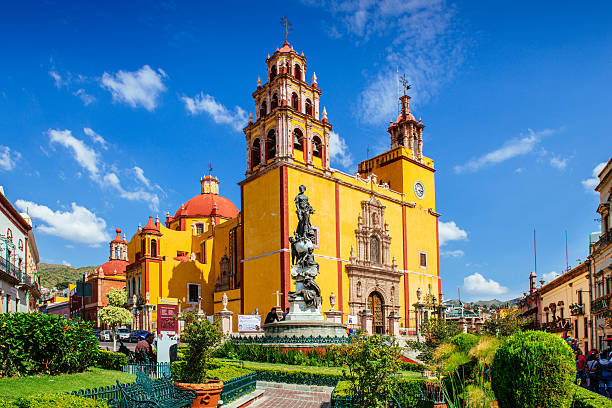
[[173, 312, 222, 384], [336, 332, 402, 407], [451, 333, 479, 354], [7, 394, 107, 407], [212, 341, 343, 367], [400, 361, 426, 372], [0, 313, 98, 376], [572, 385, 612, 408], [333, 379, 432, 408], [94, 350, 128, 371], [491, 331, 576, 408], [207, 364, 254, 381]]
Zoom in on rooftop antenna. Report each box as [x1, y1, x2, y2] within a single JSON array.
[[396, 67, 400, 115], [533, 229, 537, 277], [399, 74, 412, 96], [208, 162, 213, 176], [280, 16, 293, 42]]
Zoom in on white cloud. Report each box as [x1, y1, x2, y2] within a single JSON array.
[[582, 162, 606, 192], [304, 0, 464, 124], [549, 156, 568, 170], [15, 200, 110, 246], [440, 249, 464, 258], [62, 260, 71, 266], [0, 145, 21, 171], [463, 273, 508, 297], [104, 172, 160, 212], [101, 65, 167, 111], [515, 167, 525, 174], [181, 92, 247, 132], [133, 166, 151, 188], [542, 271, 560, 283], [48, 129, 100, 179], [454, 128, 556, 173], [438, 220, 468, 246], [83, 127, 107, 149], [74, 89, 96, 106], [49, 70, 64, 88], [329, 131, 353, 169]]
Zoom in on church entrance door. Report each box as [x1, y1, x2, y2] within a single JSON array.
[[368, 291, 384, 334]]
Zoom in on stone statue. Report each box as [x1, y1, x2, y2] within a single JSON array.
[[222, 293, 228, 311], [288, 185, 321, 309]]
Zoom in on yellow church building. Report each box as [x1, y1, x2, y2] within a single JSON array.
[[125, 40, 441, 335]]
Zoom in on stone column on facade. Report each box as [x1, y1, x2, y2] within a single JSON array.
[[359, 309, 373, 335], [387, 312, 400, 337], [306, 123, 313, 166], [324, 129, 330, 170]]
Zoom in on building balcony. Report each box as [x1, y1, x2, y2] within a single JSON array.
[[570, 303, 585, 316], [543, 318, 572, 333], [592, 230, 612, 254], [0, 255, 22, 283], [591, 295, 611, 315]]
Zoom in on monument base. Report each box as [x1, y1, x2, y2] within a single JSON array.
[[263, 295, 347, 338]]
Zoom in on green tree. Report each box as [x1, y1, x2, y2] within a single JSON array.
[[337, 332, 402, 407], [482, 309, 528, 337], [98, 288, 132, 351], [411, 317, 461, 362]]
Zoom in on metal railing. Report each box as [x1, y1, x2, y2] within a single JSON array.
[[0, 255, 22, 282], [593, 230, 612, 250], [330, 382, 402, 408], [220, 372, 256, 403], [122, 362, 171, 379]]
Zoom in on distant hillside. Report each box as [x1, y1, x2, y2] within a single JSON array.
[[37, 263, 97, 289], [444, 298, 521, 308]]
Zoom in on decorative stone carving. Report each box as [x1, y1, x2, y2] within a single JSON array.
[[215, 250, 233, 292], [347, 196, 401, 335]]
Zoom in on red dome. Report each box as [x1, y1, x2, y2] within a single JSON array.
[[172, 194, 239, 221], [97, 259, 128, 276]]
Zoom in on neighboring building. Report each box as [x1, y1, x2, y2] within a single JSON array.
[[589, 158, 612, 350], [71, 229, 128, 327], [0, 187, 41, 313], [518, 271, 543, 330], [40, 301, 70, 320], [125, 40, 441, 335], [444, 304, 487, 333]]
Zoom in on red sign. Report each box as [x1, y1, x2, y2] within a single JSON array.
[[157, 304, 178, 334]]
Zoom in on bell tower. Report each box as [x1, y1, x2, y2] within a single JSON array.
[[387, 95, 424, 162], [243, 41, 333, 175]]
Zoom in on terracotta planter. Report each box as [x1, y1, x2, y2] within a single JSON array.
[[174, 379, 223, 408]]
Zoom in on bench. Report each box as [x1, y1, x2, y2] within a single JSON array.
[[109, 369, 197, 408]]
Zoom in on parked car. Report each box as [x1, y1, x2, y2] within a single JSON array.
[[117, 328, 130, 340], [129, 330, 151, 343], [99, 330, 112, 341], [93, 330, 100, 340]]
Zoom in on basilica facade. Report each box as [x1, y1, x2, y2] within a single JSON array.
[[124, 41, 441, 335]]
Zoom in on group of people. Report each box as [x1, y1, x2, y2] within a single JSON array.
[[264, 307, 290, 324], [576, 348, 612, 397]]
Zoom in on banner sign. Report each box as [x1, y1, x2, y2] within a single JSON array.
[[157, 304, 178, 334], [238, 315, 261, 332], [347, 315, 358, 325]]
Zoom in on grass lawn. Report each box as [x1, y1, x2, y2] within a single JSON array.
[[0, 367, 136, 401], [214, 359, 421, 379]]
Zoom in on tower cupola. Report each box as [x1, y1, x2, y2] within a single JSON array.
[[387, 94, 424, 162], [200, 175, 219, 195]]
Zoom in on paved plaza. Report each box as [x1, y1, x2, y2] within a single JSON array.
[[250, 387, 332, 408]]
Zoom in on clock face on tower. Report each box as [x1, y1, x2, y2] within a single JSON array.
[[414, 181, 425, 199]]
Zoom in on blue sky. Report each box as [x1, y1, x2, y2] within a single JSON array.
[[0, 1, 610, 300]]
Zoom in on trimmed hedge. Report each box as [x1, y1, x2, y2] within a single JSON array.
[[573, 385, 612, 408], [221, 360, 343, 387], [0, 313, 98, 376], [333, 379, 433, 408], [0, 394, 107, 407], [93, 351, 127, 371], [491, 331, 576, 408], [171, 360, 254, 383], [213, 342, 343, 367]]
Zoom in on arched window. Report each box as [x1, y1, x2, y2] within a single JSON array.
[[6, 228, 12, 242], [260, 101, 267, 118], [271, 94, 279, 110], [291, 92, 299, 110], [370, 235, 380, 264], [18, 239, 23, 250], [266, 129, 276, 161], [140, 239, 145, 257], [293, 128, 304, 151], [114, 247, 118, 259], [294, 64, 302, 81], [151, 239, 157, 258], [270, 65, 277, 80], [312, 136, 322, 158], [251, 139, 261, 168], [305, 99, 313, 116]]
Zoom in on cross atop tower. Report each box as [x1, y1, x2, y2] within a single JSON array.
[[280, 16, 293, 42]]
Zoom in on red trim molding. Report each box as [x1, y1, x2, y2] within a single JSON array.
[[335, 183, 343, 311], [240, 186, 245, 314], [403, 205, 409, 327], [280, 167, 290, 310]]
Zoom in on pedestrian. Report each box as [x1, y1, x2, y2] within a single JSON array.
[[586, 351, 600, 392], [281, 307, 289, 321], [264, 307, 279, 324], [135, 333, 156, 363], [575, 349, 586, 386], [600, 352, 612, 397]]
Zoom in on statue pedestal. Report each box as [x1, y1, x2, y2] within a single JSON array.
[[359, 309, 373, 335], [216, 310, 233, 335], [324, 309, 343, 324], [263, 294, 346, 338], [387, 313, 400, 336]]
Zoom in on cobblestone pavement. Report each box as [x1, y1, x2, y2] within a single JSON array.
[[250, 388, 331, 408]]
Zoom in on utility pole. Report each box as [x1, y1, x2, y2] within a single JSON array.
[[81, 273, 85, 320]]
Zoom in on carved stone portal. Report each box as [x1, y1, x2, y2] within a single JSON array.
[[347, 196, 401, 335]]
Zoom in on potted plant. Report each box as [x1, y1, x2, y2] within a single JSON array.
[[173, 312, 223, 407]]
